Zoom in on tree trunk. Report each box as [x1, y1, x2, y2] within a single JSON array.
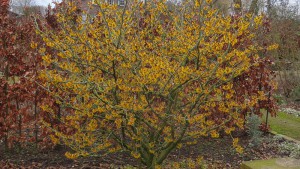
[[17, 98, 21, 138], [266, 0, 272, 16], [4, 64, 9, 151], [249, 0, 259, 15], [34, 89, 39, 147]]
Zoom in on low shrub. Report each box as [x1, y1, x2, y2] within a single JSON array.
[[246, 114, 263, 147], [279, 142, 300, 159]]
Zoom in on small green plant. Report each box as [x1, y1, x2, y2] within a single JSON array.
[[279, 142, 300, 159], [290, 144, 300, 159], [279, 142, 295, 155], [272, 135, 285, 143], [273, 94, 286, 105], [291, 86, 300, 102], [246, 114, 263, 147]]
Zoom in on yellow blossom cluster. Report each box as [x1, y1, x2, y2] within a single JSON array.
[[37, 0, 276, 167]]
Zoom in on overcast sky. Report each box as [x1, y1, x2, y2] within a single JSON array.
[[35, 0, 61, 7], [35, 0, 298, 7]]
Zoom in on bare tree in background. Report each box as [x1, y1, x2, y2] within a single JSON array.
[[10, 0, 36, 14], [214, 0, 231, 15], [11, 0, 36, 7], [249, 0, 259, 14], [10, 0, 47, 16], [230, 0, 277, 16]]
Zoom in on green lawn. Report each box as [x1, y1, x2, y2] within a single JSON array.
[[263, 112, 300, 141]]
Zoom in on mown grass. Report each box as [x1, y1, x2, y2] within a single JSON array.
[[263, 111, 300, 141]]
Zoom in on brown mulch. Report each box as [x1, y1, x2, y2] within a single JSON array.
[[171, 133, 286, 168], [0, 132, 290, 169]]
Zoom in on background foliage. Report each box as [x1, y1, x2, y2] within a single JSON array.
[[2, 0, 299, 168]]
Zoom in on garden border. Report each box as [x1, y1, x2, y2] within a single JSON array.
[[269, 131, 300, 144]]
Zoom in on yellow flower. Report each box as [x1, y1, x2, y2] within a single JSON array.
[[225, 127, 235, 134], [235, 145, 244, 154], [172, 162, 180, 169], [127, 116, 136, 126], [254, 15, 263, 27], [49, 135, 59, 145], [65, 152, 79, 159], [187, 158, 196, 169], [267, 44, 279, 51], [233, 138, 239, 147], [131, 151, 141, 159], [234, 3, 241, 8], [39, 47, 46, 53], [30, 42, 37, 49], [87, 119, 98, 131], [115, 119, 122, 129], [176, 143, 183, 149], [196, 156, 203, 164], [206, 0, 212, 4], [38, 1, 266, 165], [155, 165, 162, 169], [210, 130, 219, 138]]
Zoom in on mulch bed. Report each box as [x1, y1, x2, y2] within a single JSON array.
[[0, 131, 291, 169]]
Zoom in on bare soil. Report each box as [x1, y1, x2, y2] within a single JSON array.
[[0, 131, 291, 169]]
